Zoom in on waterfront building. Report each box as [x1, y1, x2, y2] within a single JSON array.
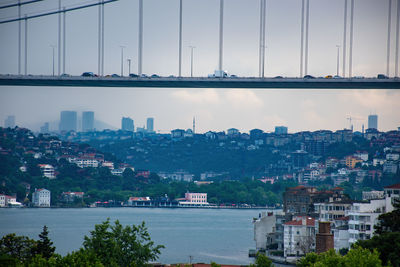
[[0, 194, 5, 207], [121, 117, 134, 131], [127, 197, 151, 206], [38, 164, 56, 179], [179, 192, 208, 206], [362, 190, 384, 201], [82, 111, 94, 132], [32, 188, 51, 207], [253, 212, 276, 251], [368, 114, 378, 130], [333, 216, 350, 251], [283, 216, 316, 258], [61, 192, 84, 203], [59, 111, 77, 132], [314, 201, 352, 221]]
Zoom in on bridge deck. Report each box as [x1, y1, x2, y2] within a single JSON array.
[[1, 75, 399, 89]]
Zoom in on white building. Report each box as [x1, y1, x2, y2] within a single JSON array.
[[314, 202, 352, 221], [0, 194, 5, 207], [32, 188, 51, 207], [75, 158, 99, 168], [333, 216, 350, 251], [179, 192, 208, 206], [283, 216, 316, 258], [362, 191, 384, 201], [253, 212, 277, 251], [38, 164, 56, 179], [347, 199, 386, 246]]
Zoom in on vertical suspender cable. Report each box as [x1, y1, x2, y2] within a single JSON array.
[[300, 0, 305, 77], [218, 0, 224, 72], [58, 0, 61, 76], [63, 7, 66, 75], [304, 0, 310, 75], [138, 0, 143, 76], [349, 0, 354, 78], [343, 0, 347, 77], [387, 0, 392, 77], [178, 0, 182, 77], [24, 15, 27, 75], [18, 0, 21, 75], [98, 0, 101, 76], [395, 0, 400, 77], [101, 1, 104, 76], [259, 0, 263, 77], [261, 0, 266, 78]]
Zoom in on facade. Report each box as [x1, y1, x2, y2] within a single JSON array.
[[121, 117, 134, 131], [74, 158, 99, 168], [32, 188, 51, 207], [368, 114, 378, 130], [146, 117, 154, 132], [345, 156, 362, 169], [4, 115, 15, 128], [40, 122, 49, 133], [253, 212, 276, 251], [362, 190, 384, 201], [59, 111, 77, 132], [179, 192, 208, 206], [61, 192, 84, 203], [275, 126, 288, 134], [283, 216, 316, 257], [347, 199, 386, 246], [38, 164, 56, 179], [332, 216, 350, 251], [0, 194, 5, 207], [82, 111, 94, 132], [314, 201, 352, 221]]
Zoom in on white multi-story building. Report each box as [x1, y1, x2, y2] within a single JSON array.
[[314, 202, 352, 221], [75, 158, 99, 168], [333, 216, 350, 251], [38, 164, 56, 179], [347, 199, 386, 246], [362, 190, 384, 201], [179, 192, 208, 206], [283, 216, 316, 258], [32, 188, 51, 207], [253, 212, 277, 251], [0, 194, 5, 207]]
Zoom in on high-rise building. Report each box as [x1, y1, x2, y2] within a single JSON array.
[[40, 122, 49, 133], [4, 115, 15, 128], [146, 117, 154, 132], [275, 126, 288, 134], [121, 117, 134, 131], [368, 114, 378, 130], [82, 111, 95, 132], [59, 111, 77, 132]]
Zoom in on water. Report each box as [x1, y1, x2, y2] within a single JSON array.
[[0, 208, 264, 265]]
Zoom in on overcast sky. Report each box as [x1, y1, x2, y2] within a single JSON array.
[[0, 0, 399, 133]]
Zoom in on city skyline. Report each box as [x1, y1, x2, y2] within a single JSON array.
[[1, 103, 398, 134]]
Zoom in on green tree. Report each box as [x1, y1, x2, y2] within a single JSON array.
[[32, 226, 55, 259], [82, 219, 164, 267], [0, 233, 36, 263], [61, 249, 104, 267], [250, 253, 273, 267]]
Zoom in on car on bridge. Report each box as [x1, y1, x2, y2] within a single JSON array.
[[129, 73, 139, 78], [303, 75, 315, 79], [82, 72, 95, 77]]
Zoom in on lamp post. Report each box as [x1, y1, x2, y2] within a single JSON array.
[[189, 46, 195, 77], [50, 45, 56, 76], [127, 59, 131, 75], [336, 45, 340, 77], [120, 45, 125, 76]]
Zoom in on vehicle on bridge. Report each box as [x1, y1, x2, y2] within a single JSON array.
[[82, 72, 96, 77]]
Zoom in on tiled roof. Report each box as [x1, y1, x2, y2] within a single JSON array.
[[285, 217, 315, 226], [384, 183, 400, 189]]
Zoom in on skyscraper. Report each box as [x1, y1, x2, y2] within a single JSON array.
[[40, 122, 49, 133], [147, 117, 154, 132], [59, 111, 77, 132], [4, 115, 15, 128], [82, 111, 95, 132], [275, 126, 288, 134], [121, 117, 134, 131], [368, 114, 378, 130]]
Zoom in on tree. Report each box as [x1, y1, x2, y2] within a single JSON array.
[[32, 225, 55, 259], [82, 218, 164, 267], [0, 233, 36, 263], [250, 253, 273, 267], [374, 198, 400, 235], [297, 246, 383, 267]]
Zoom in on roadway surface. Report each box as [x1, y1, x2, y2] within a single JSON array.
[[1, 75, 400, 89]]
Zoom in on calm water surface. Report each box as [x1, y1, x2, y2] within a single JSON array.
[[0, 208, 265, 264]]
